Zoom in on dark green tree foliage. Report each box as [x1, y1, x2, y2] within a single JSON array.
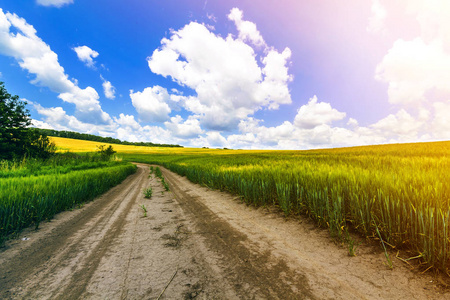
[[0, 82, 55, 160], [97, 144, 116, 160], [0, 82, 31, 160]]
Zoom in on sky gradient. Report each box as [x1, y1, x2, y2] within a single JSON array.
[[0, 0, 449, 149]]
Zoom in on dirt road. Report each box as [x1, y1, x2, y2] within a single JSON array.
[[0, 164, 448, 299]]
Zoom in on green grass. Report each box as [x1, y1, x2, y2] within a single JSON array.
[[0, 154, 136, 243], [144, 187, 153, 198]]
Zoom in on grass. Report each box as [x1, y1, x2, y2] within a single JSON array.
[[0, 153, 136, 243], [141, 204, 148, 217], [50, 136, 450, 274], [144, 187, 153, 199], [161, 178, 170, 191]]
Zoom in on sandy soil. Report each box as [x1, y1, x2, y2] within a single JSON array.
[[0, 164, 448, 299]]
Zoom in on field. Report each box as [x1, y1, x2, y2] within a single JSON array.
[[0, 152, 137, 242], [48, 137, 450, 274]]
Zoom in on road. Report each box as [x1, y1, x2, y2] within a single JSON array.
[[0, 164, 447, 299]]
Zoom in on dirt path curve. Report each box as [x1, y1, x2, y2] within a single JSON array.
[[0, 164, 448, 299]]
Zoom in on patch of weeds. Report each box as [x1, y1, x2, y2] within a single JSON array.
[[149, 166, 154, 178], [155, 166, 163, 179], [144, 187, 153, 199], [161, 178, 170, 191], [345, 229, 360, 257]]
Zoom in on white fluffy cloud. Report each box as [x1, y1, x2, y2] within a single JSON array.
[[31, 102, 102, 133], [73, 45, 99, 68], [367, 0, 387, 34], [372, 1, 450, 105], [431, 102, 450, 140], [228, 8, 266, 48], [370, 0, 450, 143], [113, 113, 140, 131], [130, 86, 172, 122], [147, 9, 292, 131], [376, 38, 450, 105], [294, 96, 346, 129], [101, 76, 115, 99], [0, 9, 111, 125], [164, 115, 204, 138], [36, 0, 74, 7], [370, 109, 425, 141]]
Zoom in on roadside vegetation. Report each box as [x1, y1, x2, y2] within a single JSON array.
[[0, 153, 137, 243]]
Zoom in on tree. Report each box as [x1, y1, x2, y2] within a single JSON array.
[[0, 82, 55, 160], [25, 128, 57, 159], [97, 144, 116, 160]]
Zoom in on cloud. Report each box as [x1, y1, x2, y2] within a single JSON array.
[[206, 13, 217, 23], [32, 102, 102, 133], [30, 101, 180, 145], [130, 86, 172, 122], [294, 96, 346, 129], [431, 102, 450, 140], [405, 0, 450, 45], [147, 13, 292, 131], [73, 45, 99, 68], [205, 131, 228, 147], [164, 115, 204, 138], [370, 1, 450, 143], [0, 9, 111, 125], [228, 8, 266, 48], [367, 0, 387, 34], [100, 75, 115, 99], [375, 38, 450, 105], [370, 109, 426, 141], [36, 0, 74, 8], [113, 113, 140, 130]]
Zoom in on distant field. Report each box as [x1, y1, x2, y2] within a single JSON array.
[[51, 136, 450, 273]]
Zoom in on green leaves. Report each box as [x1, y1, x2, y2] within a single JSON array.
[[144, 187, 153, 199], [0, 82, 55, 160]]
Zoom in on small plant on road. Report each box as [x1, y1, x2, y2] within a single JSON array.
[[345, 230, 359, 257], [144, 187, 153, 199], [141, 204, 147, 217], [149, 166, 154, 178], [161, 178, 170, 191], [155, 166, 163, 179]]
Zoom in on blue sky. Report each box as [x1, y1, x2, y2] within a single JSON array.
[[1, 0, 449, 149]]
